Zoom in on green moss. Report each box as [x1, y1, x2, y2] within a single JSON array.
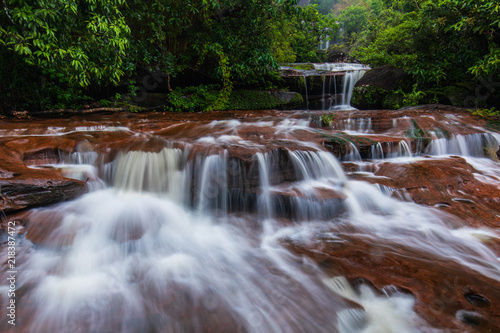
[[285, 63, 315, 70], [485, 119, 500, 132], [406, 119, 426, 139], [351, 85, 389, 109], [320, 113, 335, 126], [226, 90, 303, 110], [471, 107, 500, 117]]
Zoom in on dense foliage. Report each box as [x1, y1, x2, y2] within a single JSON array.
[[5, 0, 497, 112], [337, 0, 500, 108], [0, 0, 130, 110], [271, 4, 338, 63], [0, 0, 340, 113]]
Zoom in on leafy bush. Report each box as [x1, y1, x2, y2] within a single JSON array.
[[165, 85, 221, 112]]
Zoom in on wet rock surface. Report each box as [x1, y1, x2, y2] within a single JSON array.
[[284, 233, 500, 332], [1, 106, 500, 332], [348, 156, 500, 228]]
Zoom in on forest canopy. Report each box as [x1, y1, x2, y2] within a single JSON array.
[[1, 0, 499, 112], [335, 0, 500, 107], [0, 0, 338, 112]]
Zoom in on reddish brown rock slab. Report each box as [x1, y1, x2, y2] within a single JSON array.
[[284, 233, 500, 332], [0, 177, 86, 213], [347, 156, 500, 229], [0, 138, 88, 213], [330, 107, 493, 137]]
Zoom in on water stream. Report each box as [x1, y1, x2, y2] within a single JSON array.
[[1, 107, 500, 332]]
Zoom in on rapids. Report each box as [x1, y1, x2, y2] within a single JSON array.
[[1, 107, 500, 332]]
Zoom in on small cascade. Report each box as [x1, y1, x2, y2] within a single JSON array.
[[26, 149, 105, 190], [343, 142, 363, 161], [302, 74, 309, 110], [334, 70, 365, 110], [324, 276, 426, 333], [272, 150, 347, 220], [256, 152, 272, 218], [321, 75, 338, 110], [371, 142, 384, 160], [313, 63, 369, 110], [280, 63, 368, 110], [107, 148, 188, 201], [399, 140, 412, 158], [288, 150, 346, 182], [321, 75, 327, 110], [69, 151, 98, 165], [384, 140, 413, 159], [333, 116, 373, 133], [426, 133, 500, 157], [318, 39, 330, 51], [196, 152, 229, 214]]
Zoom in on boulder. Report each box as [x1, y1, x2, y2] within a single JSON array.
[[0, 176, 87, 212], [351, 65, 409, 110], [326, 44, 350, 63], [355, 65, 408, 91], [226, 90, 303, 110]]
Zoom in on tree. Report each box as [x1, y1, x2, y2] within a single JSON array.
[[0, 0, 130, 88], [310, 0, 337, 15], [340, 0, 500, 107], [348, 0, 499, 84], [271, 4, 338, 63]]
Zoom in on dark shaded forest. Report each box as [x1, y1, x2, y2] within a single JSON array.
[[1, 0, 498, 113]]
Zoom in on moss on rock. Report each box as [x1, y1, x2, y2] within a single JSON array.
[[226, 90, 303, 110]]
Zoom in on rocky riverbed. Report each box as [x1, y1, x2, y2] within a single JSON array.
[[1, 106, 500, 332]]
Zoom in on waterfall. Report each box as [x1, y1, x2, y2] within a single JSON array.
[[314, 63, 368, 110], [256, 152, 272, 218], [426, 133, 499, 157], [4, 113, 500, 332], [343, 142, 362, 161], [280, 63, 369, 110], [302, 74, 309, 110], [383, 141, 413, 159], [371, 142, 384, 160], [332, 70, 365, 110], [398, 140, 412, 158], [334, 116, 373, 133]]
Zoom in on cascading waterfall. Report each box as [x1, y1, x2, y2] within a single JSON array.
[[302, 75, 309, 110], [256, 152, 272, 218], [381, 141, 413, 159], [334, 70, 365, 110], [312, 63, 369, 110], [343, 142, 363, 161], [426, 132, 500, 157], [5, 140, 500, 332], [280, 63, 368, 110], [334, 116, 373, 133], [371, 142, 384, 160], [3, 107, 500, 333], [314, 63, 369, 110]]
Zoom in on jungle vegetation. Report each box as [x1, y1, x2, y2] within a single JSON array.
[[1, 0, 498, 112]]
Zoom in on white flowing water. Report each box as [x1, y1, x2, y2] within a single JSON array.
[[333, 70, 367, 110], [313, 63, 369, 110], [426, 133, 499, 157], [3, 138, 500, 332]]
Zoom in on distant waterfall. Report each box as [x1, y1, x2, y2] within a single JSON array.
[[314, 63, 369, 110]]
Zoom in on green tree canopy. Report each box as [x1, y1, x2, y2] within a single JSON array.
[[343, 0, 500, 96], [0, 0, 130, 87]]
